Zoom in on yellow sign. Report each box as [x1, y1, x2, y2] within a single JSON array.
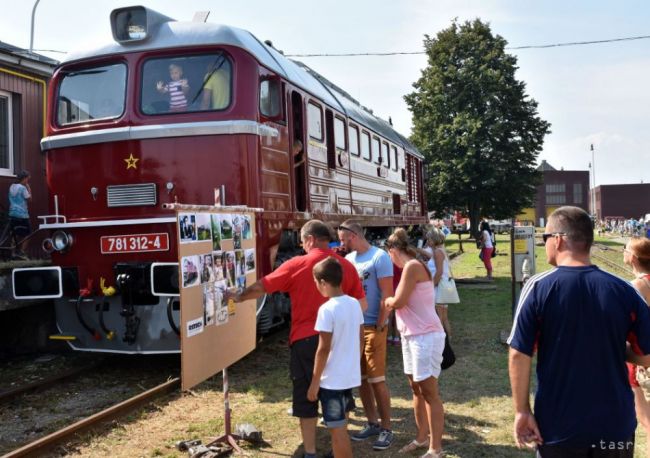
[[514, 239, 529, 254], [124, 153, 139, 170]]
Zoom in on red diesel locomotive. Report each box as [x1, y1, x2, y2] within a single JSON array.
[[13, 6, 426, 353]]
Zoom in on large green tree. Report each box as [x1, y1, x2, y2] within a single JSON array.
[[405, 19, 551, 235]]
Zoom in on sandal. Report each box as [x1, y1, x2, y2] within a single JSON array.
[[399, 439, 428, 453], [420, 449, 445, 458]]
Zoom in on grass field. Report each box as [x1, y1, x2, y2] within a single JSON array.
[[67, 233, 647, 458]]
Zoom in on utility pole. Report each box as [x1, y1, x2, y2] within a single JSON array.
[[590, 143, 596, 219], [29, 0, 41, 54]]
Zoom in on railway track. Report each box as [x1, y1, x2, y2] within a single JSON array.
[[0, 354, 180, 457], [3, 377, 180, 458], [0, 362, 102, 405], [591, 243, 633, 277]]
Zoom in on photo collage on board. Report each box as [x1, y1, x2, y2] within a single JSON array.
[[179, 212, 255, 329]]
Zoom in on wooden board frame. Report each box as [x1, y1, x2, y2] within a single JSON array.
[[175, 205, 258, 391]]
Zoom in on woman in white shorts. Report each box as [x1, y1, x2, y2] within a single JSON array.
[[385, 228, 446, 458]]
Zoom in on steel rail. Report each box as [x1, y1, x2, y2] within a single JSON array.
[[591, 250, 633, 277], [0, 363, 101, 404], [3, 377, 180, 458]]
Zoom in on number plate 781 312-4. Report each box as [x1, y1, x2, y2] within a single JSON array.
[[100, 233, 169, 254]]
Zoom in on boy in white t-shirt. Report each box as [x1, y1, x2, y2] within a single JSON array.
[[307, 257, 364, 458]]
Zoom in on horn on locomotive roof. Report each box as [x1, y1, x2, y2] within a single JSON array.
[[110, 6, 175, 44]]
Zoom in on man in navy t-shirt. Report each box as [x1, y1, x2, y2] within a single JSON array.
[[508, 206, 650, 457]]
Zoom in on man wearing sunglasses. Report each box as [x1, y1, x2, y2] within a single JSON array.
[[508, 206, 650, 457], [338, 221, 395, 450]]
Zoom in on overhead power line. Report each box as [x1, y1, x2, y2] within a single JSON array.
[[24, 33, 650, 58], [509, 34, 650, 49], [286, 34, 650, 57]]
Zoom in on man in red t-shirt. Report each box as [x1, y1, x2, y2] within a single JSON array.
[[232, 219, 366, 458]]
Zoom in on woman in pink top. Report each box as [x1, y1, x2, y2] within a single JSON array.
[[385, 228, 445, 458]]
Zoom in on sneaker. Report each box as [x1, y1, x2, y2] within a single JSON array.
[[351, 422, 381, 441], [373, 429, 394, 450]]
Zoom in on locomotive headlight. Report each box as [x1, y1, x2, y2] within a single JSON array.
[[110, 6, 174, 44], [42, 238, 55, 254], [111, 7, 148, 43], [51, 231, 73, 252]]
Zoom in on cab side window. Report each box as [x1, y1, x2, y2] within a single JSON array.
[[260, 79, 282, 118], [308, 102, 323, 141]]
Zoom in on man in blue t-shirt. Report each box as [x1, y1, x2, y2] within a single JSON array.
[[338, 220, 394, 450], [508, 206, 650, 457]]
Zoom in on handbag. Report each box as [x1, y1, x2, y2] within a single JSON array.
[[437, 277, 460, 304], [636, 366, 650, 401], [441, 334, 455, 370], [437, 250, 460, 304]]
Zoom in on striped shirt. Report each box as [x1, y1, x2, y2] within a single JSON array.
[[166, 80, 188, 109]]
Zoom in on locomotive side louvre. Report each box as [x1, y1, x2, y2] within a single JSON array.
[[12, 6, 426, 353]]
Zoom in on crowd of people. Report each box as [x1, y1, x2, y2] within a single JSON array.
[[228, 206, 650, 458], [231, 219, 451, 458], [598, 217, 650, 238]]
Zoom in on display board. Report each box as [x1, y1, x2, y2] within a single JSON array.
[[175, 205, 258, 390]]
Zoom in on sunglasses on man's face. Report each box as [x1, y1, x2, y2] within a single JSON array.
[[542, 232, 567, 243], [338, 226, 356, 236]]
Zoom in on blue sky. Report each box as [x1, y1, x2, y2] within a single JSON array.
[[3, 0, 649, 185]]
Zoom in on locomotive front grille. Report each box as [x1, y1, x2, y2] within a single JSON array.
[[107, 183, 157, 207]]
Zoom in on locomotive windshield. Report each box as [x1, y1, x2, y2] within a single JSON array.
[[140, 52, 231, 115], [56, 63, 127, 125]]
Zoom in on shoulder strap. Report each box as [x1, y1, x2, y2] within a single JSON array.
[[443, 249, 454, 279]]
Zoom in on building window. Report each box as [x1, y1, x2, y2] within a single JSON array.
[[573, 183, 583, 204], [307, 102, 323, 141], [547, 194, 566, 205], [349, 124, 359, 156], [0, 91, 13, 175], [545, 183, 565, 193]]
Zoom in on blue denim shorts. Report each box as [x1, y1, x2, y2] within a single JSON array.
[[318, 387, 355, 429]]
